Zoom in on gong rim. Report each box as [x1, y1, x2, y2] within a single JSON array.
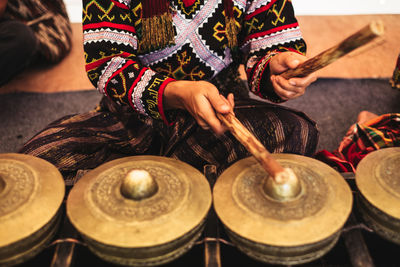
[[213, 154, 353, 248], [356, 147, 400, 220], [225, 226, 341, 265], [357, 194, 400, 245], [83, 218, 206, 266], [66, 155, 212, 249], [0, 153, 65, 266], [0, 210, 62, 267]]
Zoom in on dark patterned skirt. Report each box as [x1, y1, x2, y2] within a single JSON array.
[[19, 66, 319, 184]]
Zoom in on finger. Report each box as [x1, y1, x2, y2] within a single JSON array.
[[219, 94, 235, 113], [208, 90, 231, 114], [283, 55, 301, 70], [273, 52, 302, 73], [217, 94, 235, 133], [227, 93, 235, 109], [275, 75, 303, 94], [270, 76, 290, 100], [195, 95, 226, 135], [287, 73, 317, 88], [197, 119, 211, 130], [345, 124, 356, 137], [272, 75, 304, 99]]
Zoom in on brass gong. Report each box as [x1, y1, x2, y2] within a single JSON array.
[[0, 153, 65, 267], [213, 154, 353, 265], [66, 155, 212, 266], [356, 147, 400, 244]]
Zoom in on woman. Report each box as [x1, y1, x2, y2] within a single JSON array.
[[20, 0, 318, 182]]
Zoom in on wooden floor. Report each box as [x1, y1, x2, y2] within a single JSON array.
[[0, 14, 399, 94]]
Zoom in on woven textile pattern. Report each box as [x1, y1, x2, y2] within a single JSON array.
[[83, 0, 306, 123]]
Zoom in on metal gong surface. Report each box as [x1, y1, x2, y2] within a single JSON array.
[[213, 154, 353, 248], [356, 147, 400, 244], [0, 153, 65, 265], [356, 147, 400, 220], [66, 155, 212, 249]]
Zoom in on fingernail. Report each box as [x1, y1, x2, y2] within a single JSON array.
[[221, 104, 229, 110], [289, 80, 296, 86]]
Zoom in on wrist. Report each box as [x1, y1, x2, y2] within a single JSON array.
[[164, 80, 189, 110]]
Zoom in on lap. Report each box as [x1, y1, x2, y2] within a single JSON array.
[[19, 98, 318, 180], [170, 99, 318, 175]]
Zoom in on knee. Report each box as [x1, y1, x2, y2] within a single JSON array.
[[286, 112, 319, 156]]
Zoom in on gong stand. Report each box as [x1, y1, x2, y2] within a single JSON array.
[[49, 212, 80, 267], [203, 165, 221, 267], [342, 213, 375, 267]]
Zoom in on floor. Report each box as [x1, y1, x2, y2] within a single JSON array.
[[0, 15, 399, 94]]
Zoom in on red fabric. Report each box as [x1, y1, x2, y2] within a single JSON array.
[[157, 77, 176, 126], [182, 0, 197, 7], [223, 0, 234, 18], [111, 0, 129, 9], [315, 150, 356, 172], [315, 113, 400, 172], [83, 22, 136, 33], [85, 52, 132, 72], [142, 0, 169, 17], [244, 23, 299, 43], [245, 0, 277, 19]]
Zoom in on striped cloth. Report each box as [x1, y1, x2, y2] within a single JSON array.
[[315, 113, 400, 172], [19, 96, 318, 185], [19, 65, 318, 184]]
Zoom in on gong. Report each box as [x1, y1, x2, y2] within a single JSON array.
[[0, 153, 65, 267], [213, 154, 353, 265], [356, 147, 400, 244], [66, 155, 212, 266]]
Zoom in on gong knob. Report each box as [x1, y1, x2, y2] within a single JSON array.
[[120, 169, 158, 200], [262, 168, 302, 202]]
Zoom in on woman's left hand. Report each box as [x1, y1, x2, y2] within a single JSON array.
[[269, 52, 317, 100]]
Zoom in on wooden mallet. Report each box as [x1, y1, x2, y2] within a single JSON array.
[[218, 21, 384, 201], [282, 20, 384, 79]]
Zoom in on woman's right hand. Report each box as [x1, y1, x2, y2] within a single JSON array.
[[164, 80, 234, 135]]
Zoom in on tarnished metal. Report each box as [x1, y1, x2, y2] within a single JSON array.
[[213, 154, 353, 265], [120, 169, 159, 200], [0, 153, 65, 267], [262, 167, 302, 201], [66, 155, 212, 266], [356, 147, 400, 244]]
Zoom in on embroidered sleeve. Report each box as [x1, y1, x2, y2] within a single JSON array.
[[241, 0, 307, 102], [83, 0, 175, 124]]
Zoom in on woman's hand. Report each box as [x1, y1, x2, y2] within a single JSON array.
[[164, 80, 234, 134], [269, 52, 317, 100]]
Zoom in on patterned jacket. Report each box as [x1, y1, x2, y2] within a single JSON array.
[[83, 0, 307, 124]]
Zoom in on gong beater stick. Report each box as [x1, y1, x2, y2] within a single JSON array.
[[217, 112, 301, 201], [218, 112, 283, 177], [281, 20, 384, 79]]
